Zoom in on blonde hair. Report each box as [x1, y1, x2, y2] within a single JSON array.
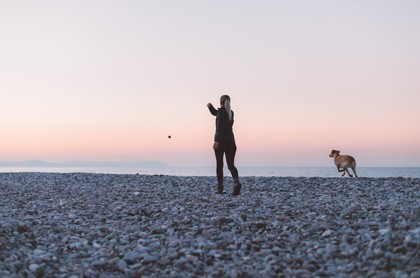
[[220, 95, 232, 121]]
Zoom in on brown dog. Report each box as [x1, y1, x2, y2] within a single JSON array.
[[329, 150, 358, 177]]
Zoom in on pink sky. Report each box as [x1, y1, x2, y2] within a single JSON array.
[[1, 1, 419, 167]]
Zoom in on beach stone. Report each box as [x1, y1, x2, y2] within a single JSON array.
[[322, 230, 332, 237], [118, 259, 127, 271], [17, 225, 30, 233], [0, 237, 6, 250], [168, 240, 179, 248], [124, 251, 143, 263], [142, 255, 158, 264], [0, 173, 418, 277], [28, 264, 39, 273], [409, 270, 420, 278]]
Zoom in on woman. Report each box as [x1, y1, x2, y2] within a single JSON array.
[[207, 95, 242, 195]]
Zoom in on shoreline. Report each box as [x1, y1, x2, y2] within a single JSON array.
[[1, 166, 420, 178], [1, 173, 419, 277]]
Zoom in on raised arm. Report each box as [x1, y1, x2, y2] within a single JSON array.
[[207, 103, 218, 116]]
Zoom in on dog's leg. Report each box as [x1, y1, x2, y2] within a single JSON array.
[[346, 168, 353, 177], [337, 166, 345, 176], [352, 167, 358, 178], [341, 167, 352, 177]]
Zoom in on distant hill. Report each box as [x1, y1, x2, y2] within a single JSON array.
[[0, 160, 169, 168]]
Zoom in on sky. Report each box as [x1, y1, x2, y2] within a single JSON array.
[[1, 0, 419, 167]]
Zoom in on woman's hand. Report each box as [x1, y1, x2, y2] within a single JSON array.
[[207, 103, 213, 108], [213, 141, 219, 150]]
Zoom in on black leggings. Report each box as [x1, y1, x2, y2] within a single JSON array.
[[214, 141, 239, 185]]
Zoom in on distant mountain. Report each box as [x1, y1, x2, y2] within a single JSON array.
[[0, 160, 55, 167], [0, 160, 169, 168]]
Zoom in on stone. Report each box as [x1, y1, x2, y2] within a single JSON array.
[[322, 230, 332, 237], [0, 173, 418, 277], [28, 264, 39, 273], [118, 259, 127, 271]]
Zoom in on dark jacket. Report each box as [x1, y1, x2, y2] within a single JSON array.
[[208, 105, 235, 143]]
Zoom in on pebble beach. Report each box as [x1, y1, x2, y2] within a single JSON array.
[[0, 173, 419, 277]]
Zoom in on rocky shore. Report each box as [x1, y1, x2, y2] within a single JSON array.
[[0, 173, 419, 277]]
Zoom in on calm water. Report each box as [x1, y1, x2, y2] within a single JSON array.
[[0, 167, 419, 178]]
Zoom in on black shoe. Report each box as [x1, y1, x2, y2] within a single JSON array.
[[217, 184, 224, 194], [233, 182, 242, 196]]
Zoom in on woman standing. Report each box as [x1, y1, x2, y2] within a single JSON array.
[[207, 95, 242, 195]]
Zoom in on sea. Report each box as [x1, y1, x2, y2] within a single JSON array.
[[0, 167, 419, 178]]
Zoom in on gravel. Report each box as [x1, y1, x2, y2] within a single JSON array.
[[0, 173, 419, 277]]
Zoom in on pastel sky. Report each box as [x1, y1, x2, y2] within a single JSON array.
[[1, 1, 419, 167]]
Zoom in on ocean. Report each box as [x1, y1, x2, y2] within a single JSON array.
[[0, 167, 419, 178]]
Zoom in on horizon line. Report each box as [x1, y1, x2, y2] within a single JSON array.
[[0, 160, 419, 169]]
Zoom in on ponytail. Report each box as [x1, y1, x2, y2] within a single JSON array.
[[224, 98, 232, 121]]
